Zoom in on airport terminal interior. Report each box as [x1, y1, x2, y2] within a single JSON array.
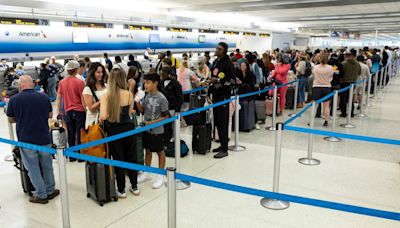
[[0, 0, 400, 227]]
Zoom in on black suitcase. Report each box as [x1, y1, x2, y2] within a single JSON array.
[[285, 87, 295, 109], [192, 124, 212, 154], [12, 147, 38, 196], [183, 110, 206, 126], [86, 162, 118, 206], [189, 94, 207, 109], [239, 99, 256, 132]]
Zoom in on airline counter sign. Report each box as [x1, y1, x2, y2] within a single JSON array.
[[0, 17, 49, 26]]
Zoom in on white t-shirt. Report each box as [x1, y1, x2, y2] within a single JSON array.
[[82, 86, 107, 128], [113, 62, 130, 74]]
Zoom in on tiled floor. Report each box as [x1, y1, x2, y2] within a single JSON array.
[[0, 76, 399, 228]]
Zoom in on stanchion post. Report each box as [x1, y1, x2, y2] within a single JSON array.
[[299, 102, 320, 165], [324, 91, 341, 142], [357, 80, 367, 118], [382, 65, 388, 90], [173, 115, 190, 190], [228, 95, 246, 151], [288, 80, 299, 117], [340, 84, 356, 128], [366, 72, 372, 106], [379, 67, 384, 93], [260, 123, 290, 210], [57, 148, 71, 228], [267, 86, 278, 131], [167, 167, 177, 228], [372, 71, 379, 99]]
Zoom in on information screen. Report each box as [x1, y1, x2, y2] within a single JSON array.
[[149, 34, 160, 43], [73, 31, 89, 43], [198, 35, 206, 43]]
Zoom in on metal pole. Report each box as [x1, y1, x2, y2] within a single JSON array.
[[267, 86, 278, 131], [379, 67, 384, 93], [299, 102, 320, 165], [324, 91, 341, 142], [366, 72, 372, 106], [4, 122, 15, 161], [382, 65, 388, 90], [357, 80, 367, 118], [340, 84, 356, 128], [288, 80, 299, 117], [167, 167, 177, 228], [260, 123, 290, 210], [173, 115, 190, 190], [372, 70, 379, 99], [229, 95, 246, 151], [57, 148, 71, 228]]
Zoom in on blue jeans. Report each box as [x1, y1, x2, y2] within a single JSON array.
[[47, 76, 57, 101], [65, 110, 86, 149], [297, 76, 307, 103], [20, 144, 55, 199]]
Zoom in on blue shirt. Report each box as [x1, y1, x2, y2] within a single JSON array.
[[6, 89, 52, 145]]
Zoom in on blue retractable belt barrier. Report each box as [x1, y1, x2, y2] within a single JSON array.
[[64, 151, 167, 175], [65, 116, 178, 153], [315, 92, 335, 104], [181, 97, 235, 117], [175, 173, 400, 221], [283, 103, 313, 126], [238, 87, 272, 99], [183, 87, 207, 95], [0, 137, 56, 154], [285, 126, 400, 146]]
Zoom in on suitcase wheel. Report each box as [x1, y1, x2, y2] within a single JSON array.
[[87, 193, 91, 198], [99, 202, 104, 207], [113, 197, 118, 202]]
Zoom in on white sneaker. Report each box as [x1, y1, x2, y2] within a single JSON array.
[[129, 186, 140, 196], [152, 175, 166, 189], [117, 191, 127, 199], [137, 173, 152, 184], [255, 123, 260, 130]]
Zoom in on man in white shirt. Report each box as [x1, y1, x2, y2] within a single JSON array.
[[113, 56, 129, 74]]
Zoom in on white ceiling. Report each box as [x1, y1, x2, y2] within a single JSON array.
[[1, 0, 400, 36]]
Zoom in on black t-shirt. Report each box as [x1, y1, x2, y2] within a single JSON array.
[[6, 89, 52, 145], [210, 55, 234, 101]]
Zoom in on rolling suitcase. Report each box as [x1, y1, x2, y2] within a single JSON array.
[[12, 147, 37, 196], [192, 124, 212, 154], [239, 99, 256, 132], [255, 100, 266, 122], [86, 162, 118, 206], [266, 96, 281, 116], [285, 87, 295, 109]]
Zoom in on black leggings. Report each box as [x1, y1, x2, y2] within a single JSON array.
[[106, 123, 137, 192]]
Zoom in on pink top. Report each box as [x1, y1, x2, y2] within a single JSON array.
[[177, 68, 199, 91], [271, 63, 291, 83], [312, 64, 333, 88], [58, 76, 85, 112]]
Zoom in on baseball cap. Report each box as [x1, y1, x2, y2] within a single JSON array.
[[65, 60, 80, 70]]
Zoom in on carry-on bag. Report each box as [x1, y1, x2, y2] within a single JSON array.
[[85, 162, 118, 206], [255, 100, 266, 122], [192, 124, 212, 154], [265, 96, 281, 116], [239, 99, 256, 132]]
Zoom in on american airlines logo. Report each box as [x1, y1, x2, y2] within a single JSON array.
[[19, 30, 47, 38]]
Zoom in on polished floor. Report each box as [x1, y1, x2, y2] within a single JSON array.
[[0, 77, 399, 228]]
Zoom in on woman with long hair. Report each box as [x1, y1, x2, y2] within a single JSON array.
[[82, 62, 108, 128], [177, 61, 200, 111], [99, 68, 139, 198], [196, 59, 210, 81], [127, 66, 145, 113]]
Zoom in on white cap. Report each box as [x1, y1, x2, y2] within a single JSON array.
[[65, 60, 79, 70]]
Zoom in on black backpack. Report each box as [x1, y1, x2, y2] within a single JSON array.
[[304, 61, 312, 77]]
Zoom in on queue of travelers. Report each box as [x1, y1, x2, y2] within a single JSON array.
[[3, 44, 400, 203]]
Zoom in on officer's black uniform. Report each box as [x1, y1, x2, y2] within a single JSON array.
[[209, 55, 234, 152]]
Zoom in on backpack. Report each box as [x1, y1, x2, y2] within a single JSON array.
[[80, 87, 108, 158], [165, 140, 189, 157], [304, 61, 312, 77]]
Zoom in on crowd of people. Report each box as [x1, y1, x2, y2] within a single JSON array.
[[3, 43, 400, 203]]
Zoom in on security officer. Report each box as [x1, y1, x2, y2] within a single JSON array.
[[209, 42, 234, 159]]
